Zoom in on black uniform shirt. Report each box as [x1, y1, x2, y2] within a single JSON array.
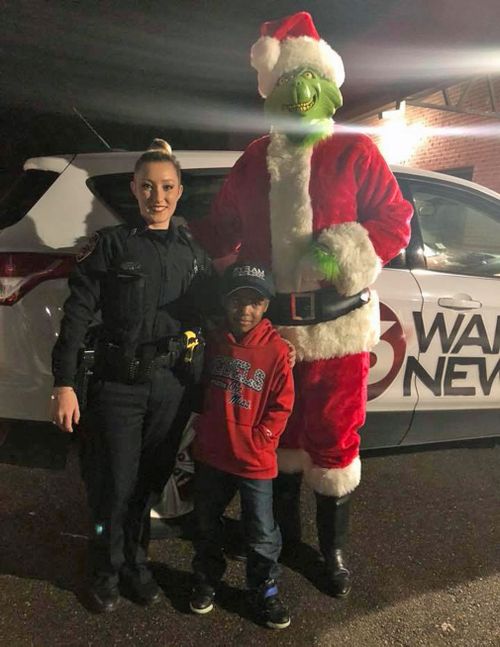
[[52, 221, 214, 387]]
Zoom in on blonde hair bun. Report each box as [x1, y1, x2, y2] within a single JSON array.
[[147, 138, 172, 155]]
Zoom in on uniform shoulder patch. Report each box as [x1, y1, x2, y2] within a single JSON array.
[[76, 232, 100, 263]]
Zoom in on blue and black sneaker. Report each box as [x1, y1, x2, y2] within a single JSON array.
[[252, 580, 291, 629]]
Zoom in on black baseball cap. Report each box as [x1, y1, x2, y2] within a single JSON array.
[[222, 262, 275, 300]]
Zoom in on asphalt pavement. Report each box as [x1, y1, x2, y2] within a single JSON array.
[[1, 440, 499, 647]]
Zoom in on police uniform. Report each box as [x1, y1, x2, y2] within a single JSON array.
[[52, 221, 212, 599]]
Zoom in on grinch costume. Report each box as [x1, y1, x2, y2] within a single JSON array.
[[190, 12, 413, 596]]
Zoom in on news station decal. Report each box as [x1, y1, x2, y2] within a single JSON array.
[[368, 304, 500, 400], [368, 303, 406, 401], [403, 312, 500, 397]]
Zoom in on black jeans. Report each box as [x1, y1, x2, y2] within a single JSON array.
[[80, 365, 188, 585], [192, 462, 282, 590]]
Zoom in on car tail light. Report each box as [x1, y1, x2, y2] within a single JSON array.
[[0, 253, 75, 306]]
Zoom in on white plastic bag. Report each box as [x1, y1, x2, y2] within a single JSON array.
[[152, 413, 198, 519]]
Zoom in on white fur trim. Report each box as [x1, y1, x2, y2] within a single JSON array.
[[253, 36, 345, 98], [304, 454, 361, 497], [278, 292, 380, 361], [267, 132, 315, 293], [277, 448, 308, 473], [318, 223, 382, 296]]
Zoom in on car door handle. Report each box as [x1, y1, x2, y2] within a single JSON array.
[[438, 296, 482, 310]]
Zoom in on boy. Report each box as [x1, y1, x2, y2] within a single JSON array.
[[190, 262, 294, 629]]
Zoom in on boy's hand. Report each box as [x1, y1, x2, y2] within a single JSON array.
[[253, 425, 274, 449], [284, 339, 297, 368]]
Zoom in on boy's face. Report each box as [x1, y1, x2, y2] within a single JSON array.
[[224, 288, 270, 338]]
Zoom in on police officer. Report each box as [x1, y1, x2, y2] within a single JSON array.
[[50, 139, 212, 612]]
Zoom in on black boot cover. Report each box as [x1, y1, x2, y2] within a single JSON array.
[[273, 472, 303, 552], [315, 492, 352, 597]]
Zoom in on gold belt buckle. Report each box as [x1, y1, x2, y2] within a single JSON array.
[[290, 292, 316, 321], [183, 330, 199, 363]]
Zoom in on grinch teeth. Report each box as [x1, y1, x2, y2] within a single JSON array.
[[287, 97, 316, 113]]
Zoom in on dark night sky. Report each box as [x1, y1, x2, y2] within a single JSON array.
[[1, 0, 500, 165]]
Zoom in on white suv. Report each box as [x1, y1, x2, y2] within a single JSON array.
[[1, 150, 500, 453]]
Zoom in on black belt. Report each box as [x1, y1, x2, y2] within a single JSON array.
[[268, 287, 371, 327], [96, 338, 183, 384]]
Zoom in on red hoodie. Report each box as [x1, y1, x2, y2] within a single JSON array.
[[194, 318, 294, 479]]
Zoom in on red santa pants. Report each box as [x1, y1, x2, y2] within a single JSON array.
[[280, 352, 370, 470]]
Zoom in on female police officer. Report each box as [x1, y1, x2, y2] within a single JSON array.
[[50, 139, 211, 612]]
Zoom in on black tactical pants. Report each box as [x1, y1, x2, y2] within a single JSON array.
[[80, 365, 188, 585]]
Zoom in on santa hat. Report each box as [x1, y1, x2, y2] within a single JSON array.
[[250, 11, 345, 98]]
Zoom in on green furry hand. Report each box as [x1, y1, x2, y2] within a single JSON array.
[[311, 244, 340, 282], [296, 243, 340, 291]]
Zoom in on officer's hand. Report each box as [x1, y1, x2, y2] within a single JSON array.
[[50, 387, 80, 433]]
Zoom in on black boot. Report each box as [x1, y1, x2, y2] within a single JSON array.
[[87, 574, 120, 613], [315, 492, 352, 597], [273, 472, 303, 555]]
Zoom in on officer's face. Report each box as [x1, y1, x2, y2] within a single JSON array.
[[224, 288, 269, 339], [131, 161, 183, 229]]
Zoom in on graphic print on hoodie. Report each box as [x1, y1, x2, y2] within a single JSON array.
[[194, 318, 294, 479]]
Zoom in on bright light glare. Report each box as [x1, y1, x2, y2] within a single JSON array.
[[348, 46, 500, 83], [379, 122, 426, 165], [366, 102, 426, 165], [339, 122, 500, 140]]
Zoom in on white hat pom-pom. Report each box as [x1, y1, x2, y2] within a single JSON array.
[[251, 36, 281, 97], [251, 36, 281, 73]]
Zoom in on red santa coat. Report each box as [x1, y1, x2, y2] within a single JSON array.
[[190, 129, 413, 496]]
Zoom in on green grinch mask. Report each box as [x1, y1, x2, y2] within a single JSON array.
[[264, 67, 343, 147]]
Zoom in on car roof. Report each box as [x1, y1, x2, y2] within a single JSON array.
[[23, 151, 500, 200], [24, 150, 243, 175], [391, 164, 500, 199]]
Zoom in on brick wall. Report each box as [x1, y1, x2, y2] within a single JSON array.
[[356, 77, 500, 194]]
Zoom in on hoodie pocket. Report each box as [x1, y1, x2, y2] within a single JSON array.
[[230, 424, 275, 470], [225, 422, 255, 464]]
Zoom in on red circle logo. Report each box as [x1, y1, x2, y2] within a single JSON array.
[[368, 302, 407, 401]]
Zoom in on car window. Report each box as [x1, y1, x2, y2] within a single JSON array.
[[383, 175, 413, 270], [410, 181, 500, 278], [87, 173, 139, 226], [0, 170, 60, 230], [177, 169, 228, 221], [87, 169, 229, 226]]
